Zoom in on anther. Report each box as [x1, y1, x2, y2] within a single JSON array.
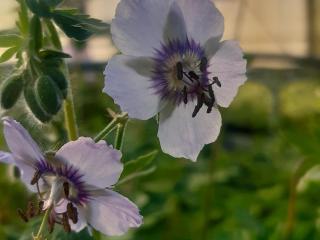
[[176, 62, 183, 80], [17, 208, 29, 222], [192, 94, 204, 118], [183, 86, 188, 104], [30, 169, 41, 185], [200, 57, 207, 72], [212, 77, 221, 87], [27, 201, 36, 218], [189, 71, 200, 81], [67, 202, 78, 224], [63, 182, 70, 198], [62, 212, 71, 233]]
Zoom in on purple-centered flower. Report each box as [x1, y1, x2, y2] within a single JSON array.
[[0, 117, 142, 236], [103, 0, 247, 161]]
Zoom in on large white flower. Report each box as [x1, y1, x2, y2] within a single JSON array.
[[0, 117, 142, 236], [104, 0, 247, 161]]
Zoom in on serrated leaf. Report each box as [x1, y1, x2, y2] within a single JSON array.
[[0, 46, 18, 63], [39, 49, 71, 59], [0, 34, 22, 48], [120, 150, 158, 180]]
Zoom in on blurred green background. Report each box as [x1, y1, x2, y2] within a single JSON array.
[[0, 0, 320, 240]]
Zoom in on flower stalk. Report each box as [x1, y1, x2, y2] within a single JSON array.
[[34, 207, 51, 240]]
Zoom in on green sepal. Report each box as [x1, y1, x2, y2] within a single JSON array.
[[35, 75, 63, 115], [24, 85, 52, 123], [43, 68, 68, 98], [0, 73, 24, 109]]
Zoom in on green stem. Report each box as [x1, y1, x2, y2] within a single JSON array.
[[45, 20, 78, 140], [34, 207, 51, 240], [94, 117, 119, 142], [114, 122, 127, 151]]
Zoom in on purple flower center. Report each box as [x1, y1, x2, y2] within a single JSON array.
[[151, 38, 221, 117]]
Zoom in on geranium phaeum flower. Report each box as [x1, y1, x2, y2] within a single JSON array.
[[0, 117, 142, 236], [103, 0, 247, 161]]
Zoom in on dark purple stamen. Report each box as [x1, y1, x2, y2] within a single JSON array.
[[200, 57, 208, 72]]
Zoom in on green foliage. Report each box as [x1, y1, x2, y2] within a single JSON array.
[[29, 15, 43, 53], [0, 34, 23, 48], [0, 73, 24, 109]]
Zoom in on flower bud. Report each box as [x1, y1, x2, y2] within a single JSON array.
[[44, 68, 68, 99], [24, 86, 52, 123], [1, 74, 23, 109], [35, 75, 63, 115]]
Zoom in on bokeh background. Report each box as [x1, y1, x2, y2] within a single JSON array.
[[0, 0, 320, 239]]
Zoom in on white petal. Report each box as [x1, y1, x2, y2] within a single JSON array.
[[2, 117, 43, 164], [158, 102, 222, 161], [87, 189, 142, 236], [177, 0, 224, 45], [208, 40, 247, 108], [104, 55, 164, 120], [0, 151, 14, 164], [55, 137, 123, 188], [111, 0, 174, 57]]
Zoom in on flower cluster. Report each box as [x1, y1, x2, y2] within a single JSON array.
[[0, 0, 246, 238]]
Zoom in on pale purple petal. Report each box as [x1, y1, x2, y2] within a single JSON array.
[[158, 102, 222, 161], [208, 40, 247, 108], [86, 189, 142, 236], [111, 0, 174, 57], [0, 151, 14, 164], [104, 55, 165, 120], [177, 0, 224, 45], [55, 137, 123, 188], [2, 117, 43, 164]]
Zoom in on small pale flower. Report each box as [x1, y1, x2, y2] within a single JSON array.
[[0, 117, 142, 236], [104, 0, 247, 161]]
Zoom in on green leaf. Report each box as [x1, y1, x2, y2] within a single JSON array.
[[43, 0, 64, 7], [0, 34, 22, 48], [44, 19, 62, 49], [0, 46, 18, 63], [26, 0, 52, 18], [35, 75, 63, 115], [39, 49, 71, 59], [1, 73, 24, 109], [52, 9, 109, 41], [52, 12, 91, 41], [120, 150, 158, 180]]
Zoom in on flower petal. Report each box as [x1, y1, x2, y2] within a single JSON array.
[[208, 40, 247, 108], [55, 137, 123, 188], [104, 55, 164, 120], [2, 117, 43, 164], [87, 189, 142, 236], [177, 0, 224, 45], [111, 0, 174, 57], [158, 102, 222, 161], [0, 151, 14, 164]]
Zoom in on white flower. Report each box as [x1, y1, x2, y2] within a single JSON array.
[[103, 0, 247, 161], [0, 117, 142, 236]]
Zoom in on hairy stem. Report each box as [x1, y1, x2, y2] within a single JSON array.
[[45, 20, 78, 140]]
